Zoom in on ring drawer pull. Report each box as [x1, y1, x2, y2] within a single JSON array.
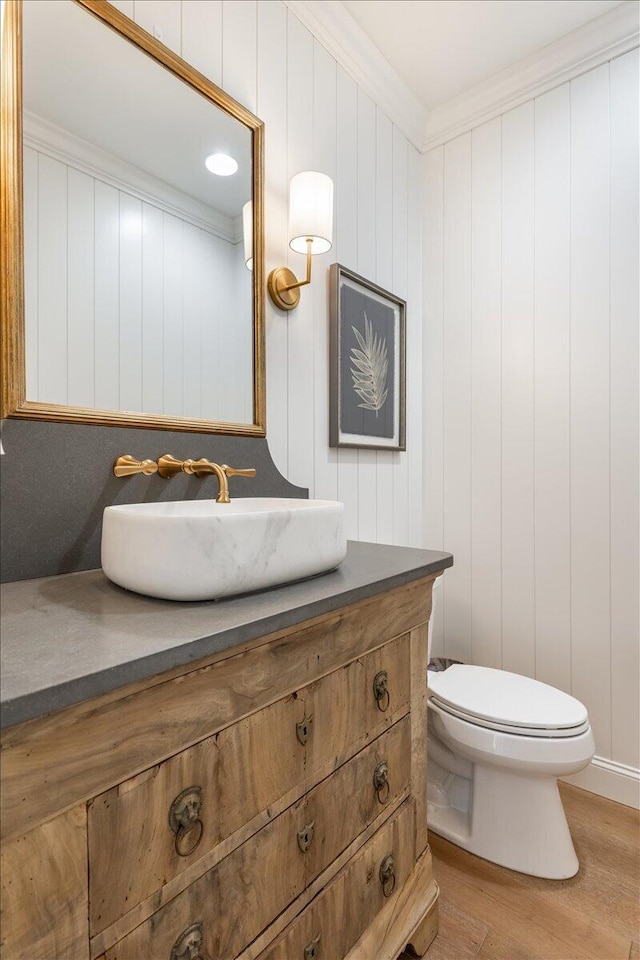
[[169, 786, 204, 858], [304, 932, 321, 960], [170, 922, 208, 960], [373, 671, 390, 712], [296, 714, 313, 746], [373, 760, 390, 804], [379, 853, 396, 898], [297, 821, 315, 853]]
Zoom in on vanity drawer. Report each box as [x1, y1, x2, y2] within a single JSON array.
[[88, 693, 304, 935], [303, 632, 411, 778], [88, 730, 219, 934], [303, 715, 411, 880], [89, 636, 410, 934], [104, 795, 305, 960], [258, 800, 415, 960], [103, 720, 410, 960], [220, 632, 411, 842]]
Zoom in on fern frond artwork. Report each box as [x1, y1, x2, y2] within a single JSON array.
[[350, 314, 389, 417]]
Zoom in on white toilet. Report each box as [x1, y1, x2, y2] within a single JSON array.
[[426, 578, 595, 880]]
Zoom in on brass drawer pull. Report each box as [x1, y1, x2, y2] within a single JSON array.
[[169, 786, 204, 858], [296, 714, 313, 746], [297, 820, 315, 853], [170, 922, 208, 960], [304, 932, 321, 960], [379, 853, 396, 898], [373, 670, 390, 711], [373, 760, 390, 804]]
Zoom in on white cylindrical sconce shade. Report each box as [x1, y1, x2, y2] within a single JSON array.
[[242, 200, 253, 270], [288, 171, 333, 255]]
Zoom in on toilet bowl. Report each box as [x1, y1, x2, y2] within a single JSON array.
[[426, 581, 595, 879]]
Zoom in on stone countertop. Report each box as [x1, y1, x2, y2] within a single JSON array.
[[0, 541, 452, 730]]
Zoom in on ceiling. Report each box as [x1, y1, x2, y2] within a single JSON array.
[[341, 0, 625, 109]]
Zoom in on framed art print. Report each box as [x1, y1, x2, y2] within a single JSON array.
[[329, 263, 406, 451]]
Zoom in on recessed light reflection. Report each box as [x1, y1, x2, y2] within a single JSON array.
[[205, 153, 238, 176]]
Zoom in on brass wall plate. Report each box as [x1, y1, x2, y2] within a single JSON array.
[[267, 267, 301, 311]]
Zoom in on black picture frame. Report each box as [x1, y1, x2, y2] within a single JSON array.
[[329, 263, 406, 451]]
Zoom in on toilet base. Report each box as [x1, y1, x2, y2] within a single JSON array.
[[427, 760, 579, 879]]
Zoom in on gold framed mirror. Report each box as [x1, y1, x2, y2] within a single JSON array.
[[1, 0, 265, 436]]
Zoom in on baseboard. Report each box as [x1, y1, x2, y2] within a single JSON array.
[[562, 755, 640, 809]]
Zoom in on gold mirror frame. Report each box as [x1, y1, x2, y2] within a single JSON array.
[[0, 0, 265, 436]]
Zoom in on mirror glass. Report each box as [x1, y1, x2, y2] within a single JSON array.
[[20, 0, 259, 428]]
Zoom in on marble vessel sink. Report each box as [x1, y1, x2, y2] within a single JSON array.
[[101, 498, 346, 601]]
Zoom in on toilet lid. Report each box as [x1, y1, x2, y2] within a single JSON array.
[[428, 665, 588, 733]]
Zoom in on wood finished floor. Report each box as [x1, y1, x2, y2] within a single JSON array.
[[420, 783, 640, 960]]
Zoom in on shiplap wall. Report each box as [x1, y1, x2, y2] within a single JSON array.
[[23, 143, 252, 421], [107, 0, 423, 546], [424, 50, 640, 801]]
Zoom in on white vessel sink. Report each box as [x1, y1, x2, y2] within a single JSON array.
[[101, 498, 346, 601]]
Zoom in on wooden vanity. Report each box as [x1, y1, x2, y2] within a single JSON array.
[[0, 548, 450, 960]]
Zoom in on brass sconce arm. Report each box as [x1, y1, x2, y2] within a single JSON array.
[[267, 238, 313, 312]]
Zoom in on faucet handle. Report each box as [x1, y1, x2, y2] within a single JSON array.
[[222, 465, 256, 480], [114, 455, 158, 478], [157, 454, 185, 478]]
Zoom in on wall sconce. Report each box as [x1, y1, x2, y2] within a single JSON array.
[[267, 171, 333, 312]]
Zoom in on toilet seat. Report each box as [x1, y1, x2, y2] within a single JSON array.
[[428, 664, 590, 739], [429, 697, 591, 738]]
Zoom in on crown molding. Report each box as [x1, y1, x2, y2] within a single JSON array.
[[281, 0, 427, 152], [281, 0, 638, 157], [423, 0, 640, 151]]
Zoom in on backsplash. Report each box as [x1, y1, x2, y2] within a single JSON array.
[[0, 418, 305, 583]]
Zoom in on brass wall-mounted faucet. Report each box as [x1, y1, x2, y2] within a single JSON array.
[[113, 454, 256, 503], [156, 455, 256, 503]]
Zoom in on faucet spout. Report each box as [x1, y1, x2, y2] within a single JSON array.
[[182, 459, 230, 503], [155, 455, 256, 502]]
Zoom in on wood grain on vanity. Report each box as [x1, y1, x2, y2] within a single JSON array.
[[1, 547, 450, 960]]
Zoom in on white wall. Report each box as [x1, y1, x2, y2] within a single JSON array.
[[108, 0, 423, 547], [423, 50, 639, 805]]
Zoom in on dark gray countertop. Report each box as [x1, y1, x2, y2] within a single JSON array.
[[0, 541, 452, 729]]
